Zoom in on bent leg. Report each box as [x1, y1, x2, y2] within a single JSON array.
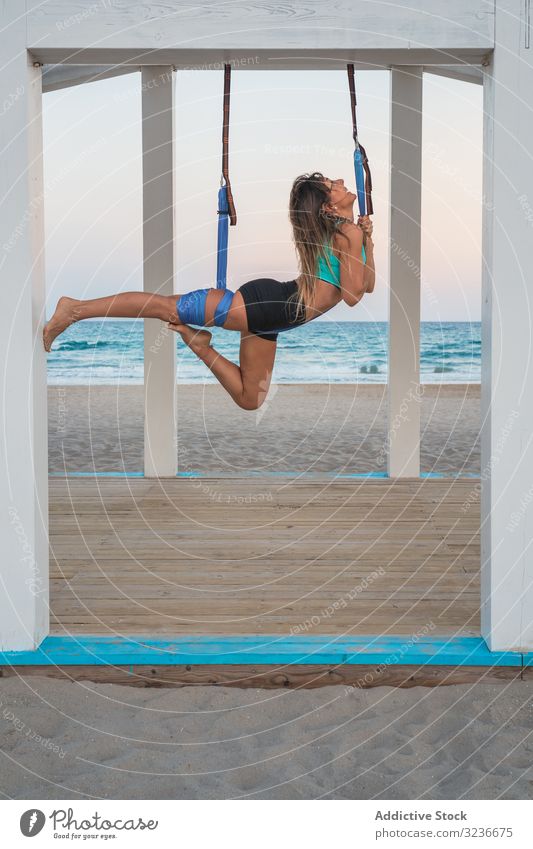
[[175, 328, 277, 410]]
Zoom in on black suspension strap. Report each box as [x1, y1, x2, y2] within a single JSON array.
[[347, 63, 373, 217], [216, 64, 237, 289], [222, 63, 237, 226]]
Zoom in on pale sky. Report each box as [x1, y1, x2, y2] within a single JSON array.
[[43, 69, 483, 322]]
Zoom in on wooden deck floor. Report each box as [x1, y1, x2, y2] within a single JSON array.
[[49, 477, 481, 637]]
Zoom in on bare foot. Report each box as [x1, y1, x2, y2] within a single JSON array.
[[167, 322, 213, 356], [43, 296, 81, 352]]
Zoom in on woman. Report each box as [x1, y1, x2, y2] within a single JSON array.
[[43, 172, 375, 410]]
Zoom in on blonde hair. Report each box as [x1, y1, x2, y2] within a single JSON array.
[[288, 172, 350, 319]]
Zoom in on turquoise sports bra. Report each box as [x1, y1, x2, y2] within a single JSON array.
[[316, 240, 367, 288]]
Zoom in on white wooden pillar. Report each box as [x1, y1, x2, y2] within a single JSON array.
[[387, 67, 423, 477], [141, 67, 177, 477], [481, 0, 533, 652], [0, 4, 49, 649]]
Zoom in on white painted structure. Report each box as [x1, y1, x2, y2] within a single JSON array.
[[141, 67, 177, 477], [1, 0, 532, 652], [388, 67, 423, 477]]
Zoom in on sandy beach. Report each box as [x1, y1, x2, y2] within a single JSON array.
[[0, 676, 530, 800], [48, 383, 480, 475]]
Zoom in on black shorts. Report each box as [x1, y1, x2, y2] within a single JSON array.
[[238, 278, 306, 342]]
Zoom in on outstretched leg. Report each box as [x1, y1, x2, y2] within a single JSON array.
[[43, 289, 246, 352], [43, 293, 179, 351]]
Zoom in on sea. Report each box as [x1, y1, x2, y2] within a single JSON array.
[[46, 320, 481, 385]]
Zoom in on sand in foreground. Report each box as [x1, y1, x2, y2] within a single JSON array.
[[0, 677, 529, 800], [49, 383, 480, 474]]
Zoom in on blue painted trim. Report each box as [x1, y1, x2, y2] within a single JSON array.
[[49, 471, 481, 480], [0, 635, 522, 668], [49, 471, 144, 478]]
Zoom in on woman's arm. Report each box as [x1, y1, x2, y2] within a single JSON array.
[[334, 223, 370, 307]]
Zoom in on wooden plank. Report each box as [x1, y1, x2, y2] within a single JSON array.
[[1, 664, 521, 689], [50, 612, 479, 638], [46, 476, 481, 637]]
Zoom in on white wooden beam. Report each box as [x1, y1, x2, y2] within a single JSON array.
[[26, 0, 493, 66], [29, 51, 491, 71], [33, 52, 490, 71], [387, 67, 423, 478], [142, 67, 177, 478], [423, 64, 484, 85], [42, 64, 139, 93], [0, 3, 49, 649], [480, 0, 533, 652]]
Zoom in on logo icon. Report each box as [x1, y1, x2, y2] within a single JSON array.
[[20, 810, 46, 837]]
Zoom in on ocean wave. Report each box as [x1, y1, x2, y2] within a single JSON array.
[[56, 340, 113, 351], [46, 320, 480, 384]]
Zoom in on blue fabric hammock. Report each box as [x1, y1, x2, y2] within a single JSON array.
[[216, 184, 230, 290], [354, 146, 368, 217]]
